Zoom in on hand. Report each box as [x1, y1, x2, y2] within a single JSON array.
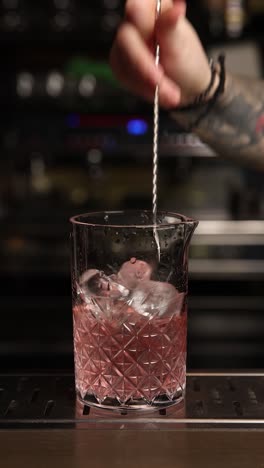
[[110, 0, 212, 108]]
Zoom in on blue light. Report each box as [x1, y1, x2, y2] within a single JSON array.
[[127, 119, 148, 135], [66, 113, 80, 128]]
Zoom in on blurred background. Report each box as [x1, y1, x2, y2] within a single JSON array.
[[0, 0, 264, 372]]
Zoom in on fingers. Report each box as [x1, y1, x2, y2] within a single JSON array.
[[157, 1, 186, 36], [110, 22, 181, 108], [110, 23, 162, 95], [125, 0, 156, 41], [161, 1, 187, 26], [125, 0, 170, 39], [125, 0, 184, 41]]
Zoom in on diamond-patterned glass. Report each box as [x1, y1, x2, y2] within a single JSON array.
[[73, 303, 187, 407]]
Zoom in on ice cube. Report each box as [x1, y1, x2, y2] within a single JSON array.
[[77, 269, 131, 320], [117, 257, 152, 289], [78, 269, 129, 302], [128, 280, 184, 318]]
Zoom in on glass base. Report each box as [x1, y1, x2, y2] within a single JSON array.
[[77, 388, 185, 413]]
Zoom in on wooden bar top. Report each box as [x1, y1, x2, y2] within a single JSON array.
[[1, 429, 264, 468]]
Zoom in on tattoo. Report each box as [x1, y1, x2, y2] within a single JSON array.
[[255, 114, 264, 135], [171, 73, 264, 171]]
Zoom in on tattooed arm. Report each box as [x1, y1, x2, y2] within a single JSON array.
[[171, 73, 264, 171], [110, 0, 264, 170]]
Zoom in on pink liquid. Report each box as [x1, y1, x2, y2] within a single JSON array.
[[73, 301, 187, 409]]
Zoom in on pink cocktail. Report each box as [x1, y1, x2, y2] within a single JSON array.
[[73, 300, 187, 409], [70, 211, 198, 412]]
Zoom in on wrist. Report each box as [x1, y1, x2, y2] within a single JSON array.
[[190, 58, 221, 105], [170, 54, 226, 131], [179, 58, 221, 107]]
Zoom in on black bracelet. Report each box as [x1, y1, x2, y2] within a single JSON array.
[[194, 58, 217, 105], [172, 54, 226, 131]]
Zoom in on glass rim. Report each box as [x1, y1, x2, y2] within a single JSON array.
[[70, 210, 198, 229]]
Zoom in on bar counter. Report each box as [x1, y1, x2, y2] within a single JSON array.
[[1, 429, 264, 468]]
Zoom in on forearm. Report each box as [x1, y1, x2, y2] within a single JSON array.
[[171, 73, 264, 171]]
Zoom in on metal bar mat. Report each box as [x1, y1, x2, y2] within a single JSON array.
[[1, 372, 264, 429]]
